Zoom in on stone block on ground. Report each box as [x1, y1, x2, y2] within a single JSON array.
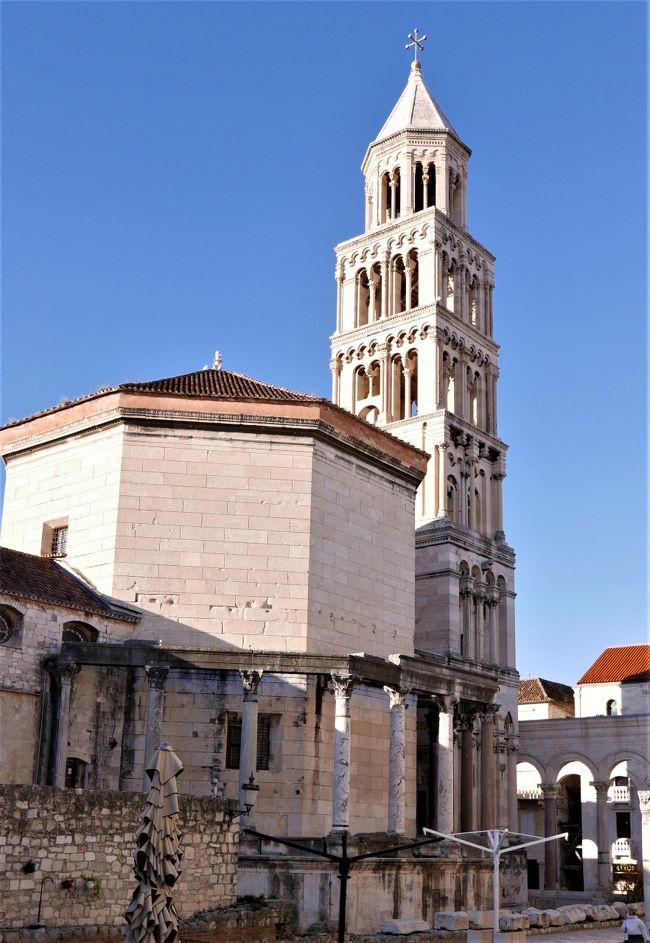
[[499, 914, 529, 931], [378, 919, 431, 935], [468, 911, 494, 929], [524, 908, 550, 928], [543, 910, 566, 926], [434, 912, 470, 931], [612, 903, 628, 917], [557, 905, 587, 924], [629, 903, 645, 917]]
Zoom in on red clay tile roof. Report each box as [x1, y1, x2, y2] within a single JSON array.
[[1, 369, 321, 429], [577, 645, 650, 685], [120, 368, 321, 401], [0, 546, 138, 621], [518, 677, 575, 707]]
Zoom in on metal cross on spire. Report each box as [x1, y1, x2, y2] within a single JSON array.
[[405, 27, 427, 64]]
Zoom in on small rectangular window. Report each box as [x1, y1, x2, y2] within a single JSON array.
[[616, 812, 631, 839], [225, 713, 274, 771], [51, 525, 68, 556]]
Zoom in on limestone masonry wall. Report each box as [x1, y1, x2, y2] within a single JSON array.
[[0, 785, 238, 929]]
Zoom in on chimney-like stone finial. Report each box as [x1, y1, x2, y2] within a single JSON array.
[[213, 350, 223, 370]]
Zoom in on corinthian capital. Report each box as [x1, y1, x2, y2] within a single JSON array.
[[240, 669, 263, 697]]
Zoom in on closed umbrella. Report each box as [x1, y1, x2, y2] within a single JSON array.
[[125, 743, 184, 943]]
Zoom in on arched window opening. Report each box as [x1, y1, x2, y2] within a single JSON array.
[[469, 372, 480, 426], [381, 173, 391, 224], [368, 360, 381, 397], [392, 255, 406, 315], [359, 405, 379, 426], [447, 476, 458, 523], [606, 699, 618, 716], [473, 488, 482, 533], [62, 621, 98, 644], [414, 162, 424, 213], [0, 605, 22, 647], [407, 249, 419, 310], [469, 278, 479, 327], [356, 268, 370, 327], [446, 263, 455, 313], [65, 756, 88, 789], [445, 356, 456, 412], [355, 366, 370, 405], [392, 356, 406, 420], [405, 351, 418, 417], [426, 162, 436, 207], [370, 263, 382, 320], [392, 168, 401, 220], [450, 172, 462, 225]]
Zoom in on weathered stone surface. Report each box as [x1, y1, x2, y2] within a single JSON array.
[[0, 784, 238, 930], [467, 911, 493, 929], [523, 907, 550, 928], [629, 903, 646, 918], [378, 918, 431, 935], [434, 913, 470, 931], [611, 903, 628, 917], [543, 910, 567, 926], [556, 905, 587, 924], [499, 914, 529, 931]]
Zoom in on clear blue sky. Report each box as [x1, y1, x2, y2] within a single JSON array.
[[1, 2, 647, 685]]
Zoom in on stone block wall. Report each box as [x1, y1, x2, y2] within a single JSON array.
[[0, 785, 237, 929], [0, 425, 125, 590]]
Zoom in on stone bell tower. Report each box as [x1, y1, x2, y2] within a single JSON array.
[[330, 47, 517, 679]]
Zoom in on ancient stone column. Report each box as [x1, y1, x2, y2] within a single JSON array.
[[460, 708, 476, 832], [330, 357, 341, 404], [459, 575, 474, 658], [434, 695, 456, 834], [239, 669, 263, 814], [52, 662, 79, 787], [143, 665, 169, 789], [331, 675, 355, 832], [639, 790, 650, 926], [437, 443, 448, 518], [384, 686, 408, 835], [507, 738, 519, 830], [403, 365, 413, 420], [541, 783, 560, 890], [487, 588, 500, 663], [591, 780, 612, 888], [480, 707, 498, 829]]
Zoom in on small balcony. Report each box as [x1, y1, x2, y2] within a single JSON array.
[[612, 838, 636, 861], [609, 785, 631, 803], [517, 786, 542, 801]]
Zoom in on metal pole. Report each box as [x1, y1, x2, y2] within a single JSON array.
[[493, 849, 500, 942]]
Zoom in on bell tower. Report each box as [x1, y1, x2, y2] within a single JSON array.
[[330, 42, 516, 669]]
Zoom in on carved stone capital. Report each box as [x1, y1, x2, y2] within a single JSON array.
[[384, 685, 409, 708], [331, 674, 356, 699], [638, 789, 650, 814], [591, 780, 610, 799], [541, 783, 560, 801], [432, 693, 456, 714], [240, 669, 263, 697], [55, 662, 80, 686], [145, 665, 169, 690], [459, 575, 474, 596]]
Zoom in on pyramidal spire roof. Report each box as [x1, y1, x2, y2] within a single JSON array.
[[375, 60, 457, 141]]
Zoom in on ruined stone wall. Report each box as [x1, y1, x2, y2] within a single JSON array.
[[0, 597, 135, 786], [0, 785, 237, 929]]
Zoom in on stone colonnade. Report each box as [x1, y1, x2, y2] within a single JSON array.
[[47, 659, 515, 837]]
